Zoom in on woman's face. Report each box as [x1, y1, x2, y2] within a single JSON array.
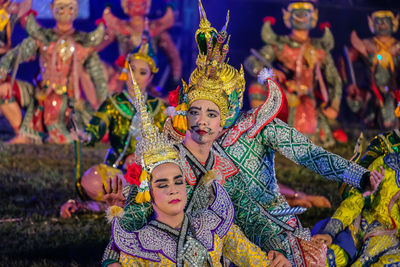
[[129, 58, 153, 94], [187, 99, 222, 145], [151, 163, 186, 219]]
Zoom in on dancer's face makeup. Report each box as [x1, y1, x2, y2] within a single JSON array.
[[151, 163, 186, 219], [187, 99, 222, 145]]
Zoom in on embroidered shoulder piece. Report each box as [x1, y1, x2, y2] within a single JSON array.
[[212, 149, 239, 184], [112, 181, 235, 262], [179, 144, 238, 185], [383, 153, 400, 188], [311, 27, 334, 52], [25, 13, 48, 44], [221, 78, 284, 147], [73, 23, 105, 47], [190, 181, 235, 251], [112, 220, 176, 262], [109, 92, 135, 119]]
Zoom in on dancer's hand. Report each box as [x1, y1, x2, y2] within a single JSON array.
[[305, 195, 331, 208], [312, 234, 332, 246], [60, 199, 79, 218], [363, 166, 385, 197], [268, 251, 291, 267], [286, 195, 312, 208], [103, 176, 126, 208]]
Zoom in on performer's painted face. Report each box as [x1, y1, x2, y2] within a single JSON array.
[[290, 9, 314, 30], [374, 16, 394, 36], [130, 58, 153, 94], [122, 0, 149, 17], [151, 163, 186, 219], [187, 99, 222, 145], [51, 0, 78, 24]]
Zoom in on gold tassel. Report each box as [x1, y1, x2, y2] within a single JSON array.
[[395, 105, 400, 118], [139, 169, 149, 183], [144, 191, 151, 202], [119, 61, 129, 81], [135, 192, 145, 203], [135, 170, 151, 203], [172, 102, 188, 133], [173, 114, 179, 128]]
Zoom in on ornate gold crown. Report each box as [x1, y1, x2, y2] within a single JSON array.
[[127, 66, 180, 203], [128, 67, 178, 172], [369, 10, 399, 33], [176, 0, 245, 129]]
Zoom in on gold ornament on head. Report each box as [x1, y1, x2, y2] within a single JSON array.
[[127, 65, 180, 203], [174, 0, 245, 131]]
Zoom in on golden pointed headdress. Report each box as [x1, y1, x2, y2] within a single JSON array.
[[172, 0, 245, 133], [126, 66, 180, 203]]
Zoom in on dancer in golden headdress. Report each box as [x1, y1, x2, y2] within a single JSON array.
[[104, 66, 271, 267], [103, 2, 383, 266]]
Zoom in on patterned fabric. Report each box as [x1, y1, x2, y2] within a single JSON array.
[[0, 14, 108, 143], [102, 146, 235, 265], [218, 117, 367, 266], [342, 162, 369, 189], [322, 153, 400, 266], [222, 78, 284, 147], [112, 182, 233, 262], [113, 182, 270, 266], [383, 153, 400, 187], [104, 110, 368, 266], [180, 145, 238, 186], [119, 225, 271, 267]]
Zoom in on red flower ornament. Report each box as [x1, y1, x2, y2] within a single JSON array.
[[168, 85, 180, 107], [263, 16, 276, 25], [319, 22, 331, 30], [124, 163, 142, 187]]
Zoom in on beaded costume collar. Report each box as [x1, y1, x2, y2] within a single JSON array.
[[112, 181, 234, 263]]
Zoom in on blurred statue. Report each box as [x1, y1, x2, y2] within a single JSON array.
[[245, 1, 346, 147], [99, 0, 182, 93], [339, 10, 400, 129], [0, 0, 108, 144], [0, 0, 32, 56]]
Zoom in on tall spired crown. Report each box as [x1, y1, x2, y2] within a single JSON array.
[[127, 66, 179, 173], [176, 0, 245, 129]]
